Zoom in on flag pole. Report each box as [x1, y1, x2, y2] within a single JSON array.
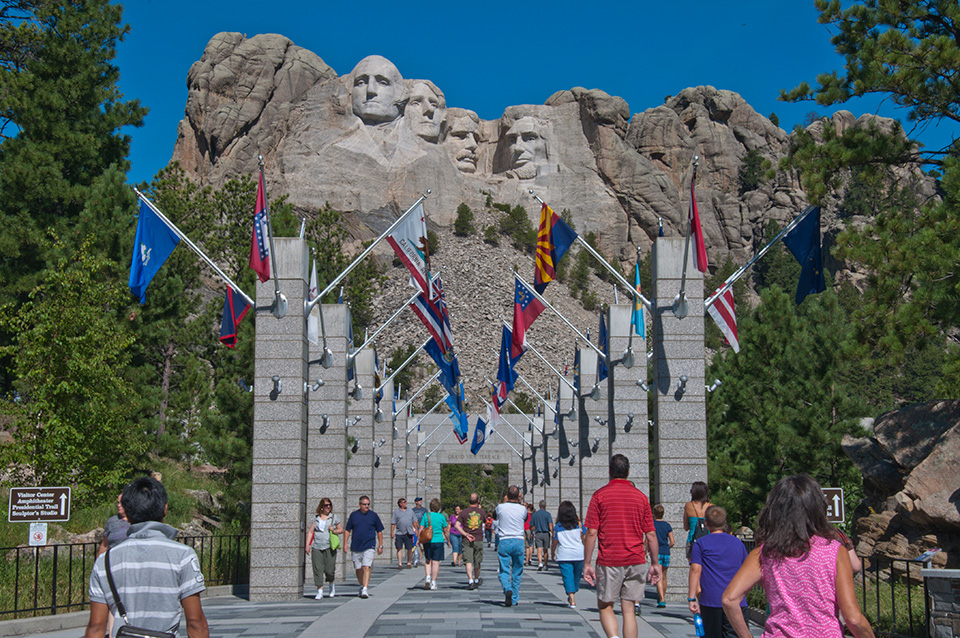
[[489, 427, 523, 458], [674, 156, 698, 319], [394, 369, 443, 417], [484, 377, 542, 435], [704, 205, 818, 308], [308, 191, 431, 313], [499, 320, 577, 393], [349, 289, 422, 360], [134, 190, 255, 308], [424, 429, 454, 459], [378, 337, 431, 394], [514, 272, 605, 359], [405, 395, 447, 435], [258, 156, 285, 316], [528, 190, 652, 311]]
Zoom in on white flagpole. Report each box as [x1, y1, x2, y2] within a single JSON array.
[[528, 190, 652, 311], [704, 205, 819, 309], [514, 272, 605, 359], [309, 191, 431, 312], [133, 190, 255, 308], [378, 337, 431, 394], [394, 369, 443, 416]]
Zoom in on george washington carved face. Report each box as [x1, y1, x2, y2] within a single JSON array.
[[350, 55, 407, 124]]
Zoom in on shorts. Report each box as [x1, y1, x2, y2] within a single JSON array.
[[462, 537, 484, 566], [351, 548, 376, 569], [595, 563, 649, 603], [424, 542, 445, 563], [558, 560, 584, 594], [534, 532, 551, 549], [658, 553, 671, 568], [450, 534, 462, 554], [524, 529, 533, 547], [395, 533, 415, 551]]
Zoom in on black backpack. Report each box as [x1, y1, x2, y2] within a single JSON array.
[[691, 517, 709, 544]]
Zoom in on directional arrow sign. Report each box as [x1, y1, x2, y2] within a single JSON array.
[[8, 487, 71, 523], [822, 487, 845, 523]]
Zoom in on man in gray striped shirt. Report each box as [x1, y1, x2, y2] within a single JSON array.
[[85, 477, 209, 638]]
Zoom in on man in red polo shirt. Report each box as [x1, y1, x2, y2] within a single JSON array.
[[584, 454, 661, 638]]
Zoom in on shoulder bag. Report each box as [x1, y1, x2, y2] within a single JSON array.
[[419, 514, 433, 544], [105, 547, 177, 638], [328, 516, 341, 551]]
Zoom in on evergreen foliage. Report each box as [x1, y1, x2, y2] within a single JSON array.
[[737, 149, 772, 195], [453, 203, 475, 236]]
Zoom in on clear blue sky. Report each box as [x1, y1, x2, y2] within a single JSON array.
[[114, 0, 957, 185]]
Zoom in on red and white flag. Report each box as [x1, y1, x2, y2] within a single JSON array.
[[689, 179, 708, 273], [386, 202, 431, 296], [707, 288, 739, 353], [249, 171, 271, 283]]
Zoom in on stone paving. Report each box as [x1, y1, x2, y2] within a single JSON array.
[[12, 554, 763, 638]]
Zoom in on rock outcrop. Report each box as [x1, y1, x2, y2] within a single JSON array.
[[842, 400, 960, 568]]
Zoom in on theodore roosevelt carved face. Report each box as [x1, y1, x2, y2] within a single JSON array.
[[350, 55, 407, 124], [443, 109, 480, 173], [404, 80, 446, 143]]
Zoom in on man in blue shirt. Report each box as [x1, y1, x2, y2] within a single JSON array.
[[344, 495, 384, 599], [687, 506, 747, 638], [530, 500, 554, 571]]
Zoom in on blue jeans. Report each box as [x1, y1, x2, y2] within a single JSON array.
[[497, 538, 524, 604], [558, 560, 584, 594], [450, 534, 462, 555]]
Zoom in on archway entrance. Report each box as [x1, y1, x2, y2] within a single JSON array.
[[439, 463, 509, 512]]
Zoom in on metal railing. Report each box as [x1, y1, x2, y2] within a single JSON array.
[[0, 534, 250, 620]]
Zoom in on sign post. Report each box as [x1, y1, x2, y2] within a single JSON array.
[[8, 487, 72, 523], [822, 487, 845, 523]]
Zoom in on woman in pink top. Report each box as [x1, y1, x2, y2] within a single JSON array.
[[721, 475, 874, 638]]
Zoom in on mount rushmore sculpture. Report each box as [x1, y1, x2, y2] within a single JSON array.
[[173, 32, 825, 263]]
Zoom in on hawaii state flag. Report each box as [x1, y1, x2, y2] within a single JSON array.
[[249, 171, 271, 283], [219, 288, 250, 348], [129, 200, 180, 304], [534, 203, 578, 294], [689, 178, 708, 273], [707, 287, 739, 353], [511, 279, 545, 358], [387, 202, 431, 296]]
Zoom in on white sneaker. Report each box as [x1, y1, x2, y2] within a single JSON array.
[[429, 581, 437, 590], [423, 578, 431, 590], [314, 588, 323, 600], [360, 586, 368, 599], [328, 583, 336, 597]]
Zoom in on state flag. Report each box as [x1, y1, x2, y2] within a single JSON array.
[[129, 200, 180, 304], [689, 178, 708, 273], [511, 279, 545, 358], [631, 263, 645, 338], [534, 203, 577, 294], [782, 206, 826, 305], [470, 417, 487, 455], [707, 287, 739, 353], [219, 288, 250, 348], [307, 257, 319, 344], [387, 202, 431, 296], [249, 171, 271, 283]]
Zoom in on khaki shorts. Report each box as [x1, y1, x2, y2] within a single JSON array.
[[351, 548, 376, 569], [462, 537, 484, 566], [596, 563, 648, 603]]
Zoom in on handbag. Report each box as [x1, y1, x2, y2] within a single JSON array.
[[419, 514, 434, 544], [329, 526, 341, 551], [105, 547, 176, 638]]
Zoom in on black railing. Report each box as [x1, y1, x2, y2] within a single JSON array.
[[0, 534, 250, 620]]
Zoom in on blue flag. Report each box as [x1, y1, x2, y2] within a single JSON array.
[[782, 206, 826, 304], [426, 338, 460, 408], [496, 326, 521, 400], [573, 345, 581, 395], [471, 416, 487, 454], [448, 383, 469, 444], [129, 201, 180, 304], [631, 263, 645, 338], [219, 288, 250, 348], [597, 312, 609, 383]]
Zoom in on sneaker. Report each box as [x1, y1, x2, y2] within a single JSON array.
[[429, 581, 437, 590], [635, 603, 641, 616], [413, 559, 420, 567], [328, 584, 336, 597], [466, 581, 476, 590], [657, 601, 666, 608], [314, 588, 323, 600], [569, 604, 577, 609], [537, 563, 544, 571], [360, 587, 368, 599], [504, 592, 513, 607], [476, 577, 482, 588], [423, 579, 431, 590]]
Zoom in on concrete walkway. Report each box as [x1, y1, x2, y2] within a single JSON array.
[[6, 557, 763, 638]]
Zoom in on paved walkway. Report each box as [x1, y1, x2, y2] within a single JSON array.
[[12, 556, 763, 638]]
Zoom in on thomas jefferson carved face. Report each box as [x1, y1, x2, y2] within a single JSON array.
[[444, 112, 480, 173], [350, 55, 406, 124], [505, 116, 547, 179], [404, 81, 446, 143]]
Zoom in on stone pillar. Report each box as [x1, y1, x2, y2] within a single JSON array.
[[608, 304, 649, 496], [306, 303, 349, 584], [556, 377, 577, 509], [924, 569, 960, 638], [250, 237, 309, 601], [651, 237, 706, 601], [578, 347, 606, 514], [345, 342, 375, 531]]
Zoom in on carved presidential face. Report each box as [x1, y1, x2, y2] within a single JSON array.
[[404, 82, 446, 143], [505, 116, 547, 179], [350, 56, 406, 124], [444, 114, 480, 173]]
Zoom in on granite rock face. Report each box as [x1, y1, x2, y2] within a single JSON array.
[[842, 400, 960, 567], [171, 33, 814, 265]]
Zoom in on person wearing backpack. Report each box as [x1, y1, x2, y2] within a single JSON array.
[[684, 481, 712, 560]]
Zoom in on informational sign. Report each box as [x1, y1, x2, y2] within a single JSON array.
[[29, 522, 48, 546], [8, 487, 71, 523], [822, 487, 845, 523]]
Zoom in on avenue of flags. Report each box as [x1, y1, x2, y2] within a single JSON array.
[[126, 157, 832, 460]]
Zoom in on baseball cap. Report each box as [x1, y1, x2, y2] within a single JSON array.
[[414, 497, 422, 502]]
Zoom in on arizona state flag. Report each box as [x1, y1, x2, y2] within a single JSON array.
[[219, 288, 250, 348], [534, 203, 577, 294]]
